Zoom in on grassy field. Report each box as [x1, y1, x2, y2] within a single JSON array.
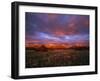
[[25, 48, 89, 68]]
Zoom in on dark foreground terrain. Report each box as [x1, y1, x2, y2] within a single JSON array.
[[26, 48, 89, 68]]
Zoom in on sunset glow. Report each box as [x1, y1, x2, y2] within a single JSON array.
[[25, 12, 89, 48]]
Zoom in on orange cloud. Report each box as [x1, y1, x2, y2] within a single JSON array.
[[47, 14, 58, 20]]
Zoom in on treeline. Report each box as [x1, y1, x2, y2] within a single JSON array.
[[26, 45, 89, 51]]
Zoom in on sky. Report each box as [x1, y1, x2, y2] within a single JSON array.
[[25, 12, 89, 47]]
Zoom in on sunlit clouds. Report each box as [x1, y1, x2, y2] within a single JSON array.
[[25, 12, 89, 48]]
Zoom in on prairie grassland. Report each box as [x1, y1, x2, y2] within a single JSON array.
[[26, 48, 89, 68]]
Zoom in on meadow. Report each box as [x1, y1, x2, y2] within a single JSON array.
[[25, 47, 89, 68]]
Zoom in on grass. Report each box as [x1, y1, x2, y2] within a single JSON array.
[[25, 48, 89, 68]]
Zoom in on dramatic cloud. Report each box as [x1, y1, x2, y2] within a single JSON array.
[[25, 12, 89, 47]]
